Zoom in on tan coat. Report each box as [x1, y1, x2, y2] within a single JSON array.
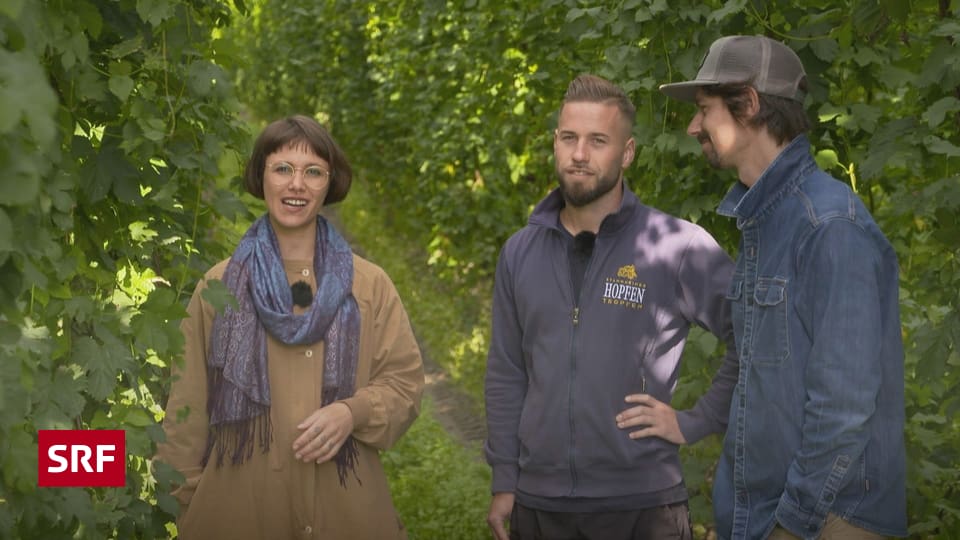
[[157, 255, 424, 540]]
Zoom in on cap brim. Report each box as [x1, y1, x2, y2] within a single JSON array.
[[658, 80, 719, 102]]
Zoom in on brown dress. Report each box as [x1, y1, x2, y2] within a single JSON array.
[[157, 256, 424, 539]]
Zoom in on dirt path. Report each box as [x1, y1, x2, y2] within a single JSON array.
[[421, 349, 487, 451]]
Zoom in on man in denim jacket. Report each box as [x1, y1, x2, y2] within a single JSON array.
[[660, 36, 907, 539]]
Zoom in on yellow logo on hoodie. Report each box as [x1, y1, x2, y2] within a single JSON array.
[[617, 264, 638, 280], [604, 264, 646, 309]]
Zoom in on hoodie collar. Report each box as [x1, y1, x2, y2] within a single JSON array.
[[528, 183, 639, 236]]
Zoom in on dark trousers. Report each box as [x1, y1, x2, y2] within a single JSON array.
[[509, 500, 692, 540]]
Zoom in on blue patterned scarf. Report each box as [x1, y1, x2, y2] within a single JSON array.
[[204, 215, 360, 487]]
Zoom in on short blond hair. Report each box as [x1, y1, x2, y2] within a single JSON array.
[[562, 74, 636, 133]]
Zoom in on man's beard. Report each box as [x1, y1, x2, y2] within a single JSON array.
[[698, 134, 722, 169], [557, 166, 620, 208]]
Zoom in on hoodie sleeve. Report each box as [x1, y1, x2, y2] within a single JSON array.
[[483, 242, 528, 494], [674, 226, 738, 444]]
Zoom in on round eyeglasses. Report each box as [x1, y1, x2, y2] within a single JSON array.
[[265, 161, 331, 189]]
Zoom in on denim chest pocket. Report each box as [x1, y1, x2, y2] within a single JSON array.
[[750, 277, 790, 365]]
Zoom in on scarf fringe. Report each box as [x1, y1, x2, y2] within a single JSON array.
[[203, 364, 273, 467], [336, 437, 362, 488], [202, 414, 273, 467]]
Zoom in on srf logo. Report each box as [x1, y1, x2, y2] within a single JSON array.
[[38, 430, 125, 487]]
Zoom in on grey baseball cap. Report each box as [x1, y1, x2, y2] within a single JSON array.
[[659, 35, 807, 103]]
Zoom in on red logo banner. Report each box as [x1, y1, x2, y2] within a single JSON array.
[[37, 430, 126, 487]]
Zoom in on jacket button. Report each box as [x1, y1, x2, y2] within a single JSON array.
[[301, 268, 310, 276], [304, 525, 313, 535], [305, 349, 314, 358]]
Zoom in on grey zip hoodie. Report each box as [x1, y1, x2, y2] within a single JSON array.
[[484, 184, 737, 501]]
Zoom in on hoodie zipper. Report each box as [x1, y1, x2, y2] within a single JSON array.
[[567, 239, 596, 496]]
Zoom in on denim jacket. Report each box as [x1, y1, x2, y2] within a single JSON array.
[[713, 136, 907, 539]]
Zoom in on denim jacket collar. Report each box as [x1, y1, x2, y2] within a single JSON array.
[[716, 135, 816, 228]]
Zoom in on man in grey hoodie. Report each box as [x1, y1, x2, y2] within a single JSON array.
[[484, 74, 738, 540]]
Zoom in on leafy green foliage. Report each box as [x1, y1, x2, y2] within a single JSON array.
[[4, 0, 958, 537], [231, 0, 960, 536], [382, 399, 490, 540], [0, 0, 251, 537]]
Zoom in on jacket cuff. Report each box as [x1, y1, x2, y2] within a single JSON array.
[[775, 491, 826, 540], [341, 396, 373, 429], [491, 464, 519, 494]]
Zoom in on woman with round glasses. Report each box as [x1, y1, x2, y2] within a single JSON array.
[[158, 115, 424, 539]]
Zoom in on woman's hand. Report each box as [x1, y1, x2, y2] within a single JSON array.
[[293, 402, 355, 463]]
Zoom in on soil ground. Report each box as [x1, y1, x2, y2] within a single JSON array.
[[420, 346, 487, 451]]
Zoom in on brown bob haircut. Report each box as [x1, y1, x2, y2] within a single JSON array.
[[243, 115, 353, 205]]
